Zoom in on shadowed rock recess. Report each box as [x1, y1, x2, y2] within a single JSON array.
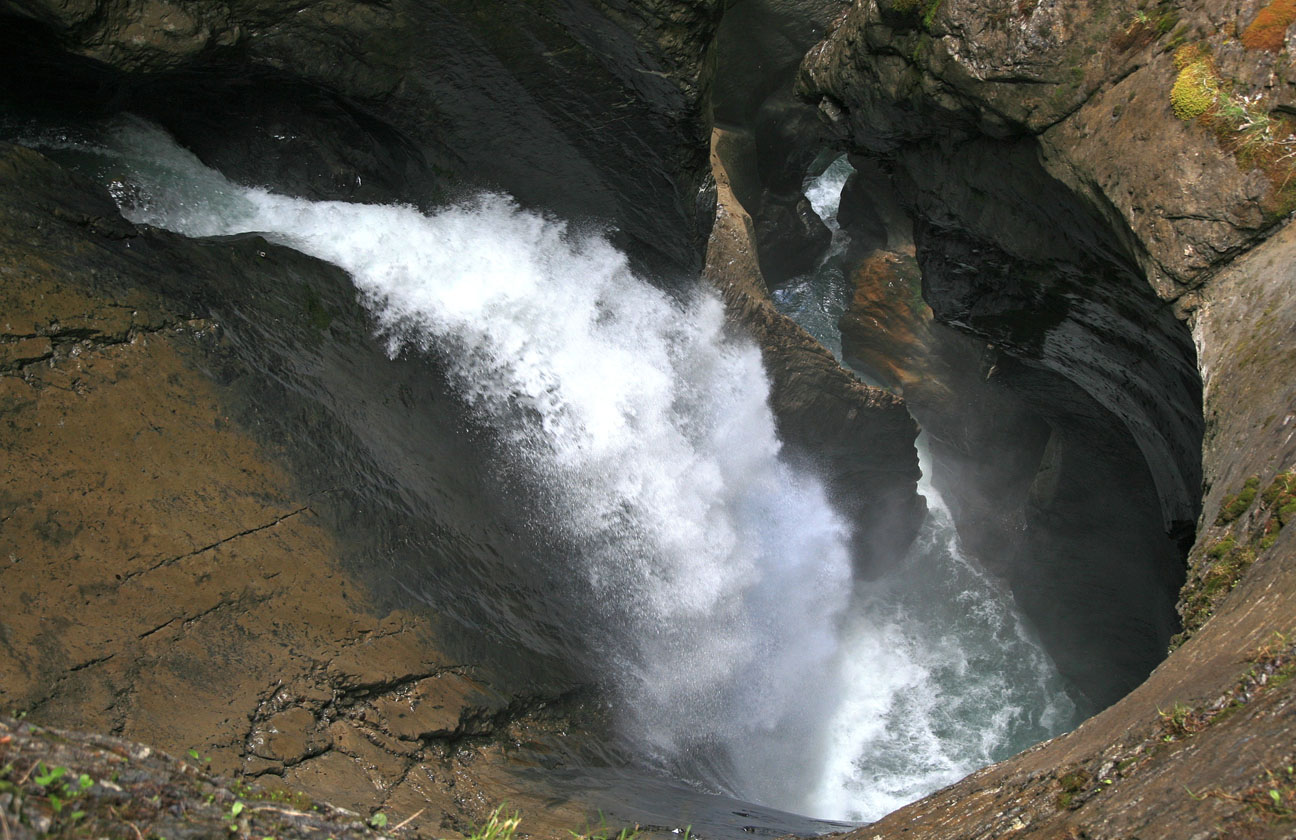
[[0, 0, 1294, 838]]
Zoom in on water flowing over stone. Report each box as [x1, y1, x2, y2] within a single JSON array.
[[35, 118, 1075, 821]]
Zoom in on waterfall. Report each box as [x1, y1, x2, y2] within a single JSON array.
[[20, 117, 1075, 824], [805, 440, 1076, 819]]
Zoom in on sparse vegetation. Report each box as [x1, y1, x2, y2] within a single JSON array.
[[1217, 475, 1261, 524], [1114, 1, 1181, 51], [1161, 632, 1296, 744], [1055, 769, 1089, 809], [1169, 42, 1296, 218], [1173, 471, 1295, 648], [892, 0, 945, 28], [457, 806, 649, 840], [1190, 764, 1296, 825]]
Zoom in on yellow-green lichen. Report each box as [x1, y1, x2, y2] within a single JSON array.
[[1171, 60, 1221, 120]]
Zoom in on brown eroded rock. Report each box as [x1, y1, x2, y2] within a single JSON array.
[[705, 127, 925, 575], [790, 0, 1296, 831], [0, 141, 596, 839]]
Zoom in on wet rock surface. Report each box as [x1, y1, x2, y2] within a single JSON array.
[[0, 141, 605, 838], [705, 128, 925, 577], [0, 0, 721, 275], [791, 0, 1296, 835]]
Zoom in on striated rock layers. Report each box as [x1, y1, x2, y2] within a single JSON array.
[[0, 0, 928, 834], [795, 0, 1296, 836], [0, 0, 721, 275], [0, 141, 608, 837]]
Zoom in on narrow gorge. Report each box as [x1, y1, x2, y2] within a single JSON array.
[[0, 1, 1293, 839]]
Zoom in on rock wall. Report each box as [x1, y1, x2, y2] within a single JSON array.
[[0, 0, 721, 275], [793, 0, 1296, 834], [709, 0, 847, 283], [0, 142, 602, 838], [705, 128, 926, 577]]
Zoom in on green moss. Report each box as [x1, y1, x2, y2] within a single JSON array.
[[922, 0, 945, 27], [1059, 770, 1089, 792], [1206, 536, 1237, 559], [1261, 471, 1294, 505], [1169, 62, 1218, 119], [1216, 476, 1261, 524], [1175, 472, 1296, 648], [892, 0, 944, 28]]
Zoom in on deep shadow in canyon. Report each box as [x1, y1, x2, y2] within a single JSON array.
[[0, 0, 1216, 832], [707, 0, 1200, 713]]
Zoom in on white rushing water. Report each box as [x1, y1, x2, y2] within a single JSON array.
[[806, 442, 1076, 819], [769, 157, 856, 362], [26, 118, 1076, 823]]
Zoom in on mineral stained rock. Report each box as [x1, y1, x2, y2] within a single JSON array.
[[795, 0, 1296, 835]]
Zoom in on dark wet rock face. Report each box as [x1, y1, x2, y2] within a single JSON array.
[[787, 1, 1211, 708], [0, 0, 721, 275], [705, 131, 926, 578], [709, 0, 848, 283], [792, 0, 1296, 837]]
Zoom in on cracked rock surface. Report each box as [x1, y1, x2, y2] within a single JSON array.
[[0, 141, 594, 838]]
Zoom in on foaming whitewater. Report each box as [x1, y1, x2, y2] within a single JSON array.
[[771, 157, 1079, 820], [25, 119, 1077, 823], [806, 443, 1077, 820], [44, 118, 852, 812], [770, 156, 855, 361]]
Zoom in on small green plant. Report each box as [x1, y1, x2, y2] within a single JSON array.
[[1158, 702, 1202, 740], [33, 763, 68, 787], [369, 811, 389, 830], [30, 763, 93, 816], [466, 807, 520, 840]]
